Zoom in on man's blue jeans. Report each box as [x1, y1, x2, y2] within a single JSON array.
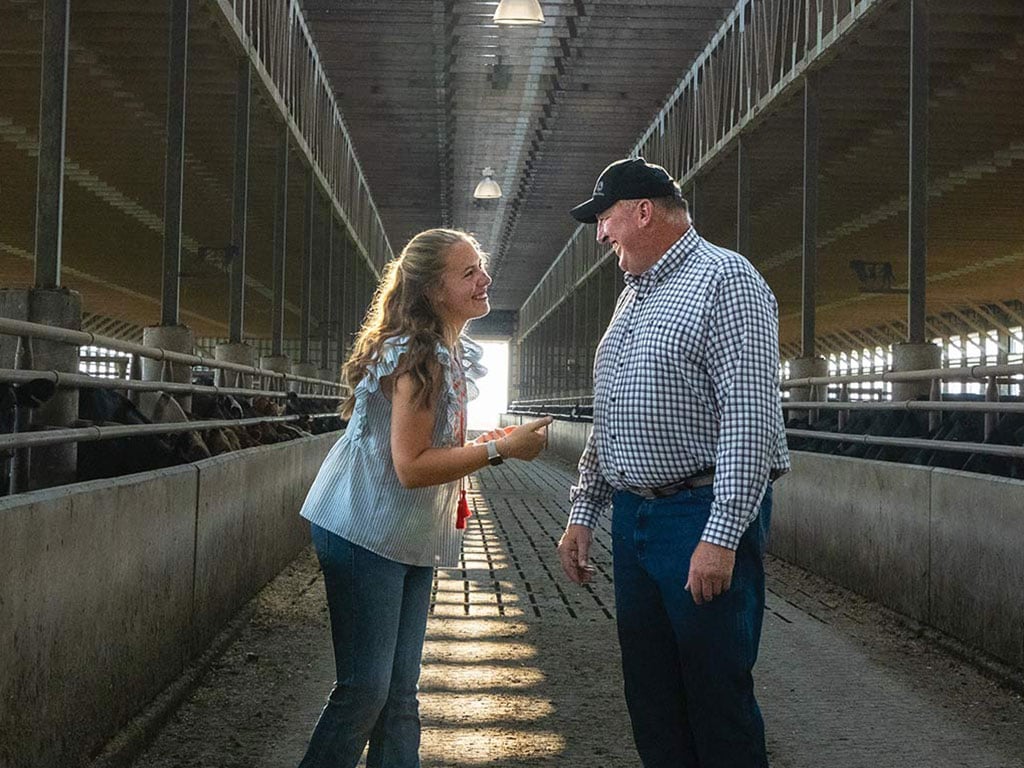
[[612, 485, 772, 768], [298, 525, 434, 768]]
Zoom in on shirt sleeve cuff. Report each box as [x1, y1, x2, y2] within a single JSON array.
[[568, 499, 605, 529], [699, 504, 750, 550]]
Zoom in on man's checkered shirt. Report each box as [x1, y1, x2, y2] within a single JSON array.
[[569, 226, 791, 550]]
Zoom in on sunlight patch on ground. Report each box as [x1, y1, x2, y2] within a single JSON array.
[[419, 664, 545, 690], [419, 728, 566, 762], [423, 618, 530, 639], [421, 640, 538, 663], [419, 694, 555, 722]]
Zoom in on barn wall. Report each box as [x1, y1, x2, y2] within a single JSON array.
[[499, 416, 1024, 672], [0, 431, 341, 768]]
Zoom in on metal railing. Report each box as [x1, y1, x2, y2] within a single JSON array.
[[212, 0, 393, 272], [519, 0, 891, 340], [508, 360, 1024, 464], [0, 318, 346, 394], [0, 318, 349, 492]]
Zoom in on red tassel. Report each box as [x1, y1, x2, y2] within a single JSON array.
[[456, 489, 471, 529]]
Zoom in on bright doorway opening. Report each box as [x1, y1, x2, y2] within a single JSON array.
[[467, 340, 509, 432]]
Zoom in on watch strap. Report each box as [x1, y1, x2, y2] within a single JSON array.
[[486, 439, 504, 466]]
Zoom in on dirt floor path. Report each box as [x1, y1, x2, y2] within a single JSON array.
[[118, 458, 1024, 768]]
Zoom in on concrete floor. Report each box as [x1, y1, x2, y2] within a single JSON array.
[[114, 458, 1024, 768]]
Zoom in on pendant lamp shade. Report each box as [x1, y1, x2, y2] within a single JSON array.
[[473, 167, 502, 199], [493, 0, 545, 25]]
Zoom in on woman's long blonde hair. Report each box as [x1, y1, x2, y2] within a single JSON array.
[[340, 228, 483, 418]]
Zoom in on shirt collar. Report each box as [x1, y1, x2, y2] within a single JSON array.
[[623, 226, 699, 289]]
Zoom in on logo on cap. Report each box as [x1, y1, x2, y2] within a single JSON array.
[[594, 180, 604, 196]]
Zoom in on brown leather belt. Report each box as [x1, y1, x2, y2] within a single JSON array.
[[624, 470, 715, 500]]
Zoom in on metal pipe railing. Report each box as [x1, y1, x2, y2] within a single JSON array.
[[0, 318, 344, 391], [782, 400, 1024, 414], [0, 368, 344, 402], [785, 429, 1024, 460], [781, 362, 1024, 388], [511, 396, 593, 406], [508, 384, 1024, 463], [0, 413, 341, 452]]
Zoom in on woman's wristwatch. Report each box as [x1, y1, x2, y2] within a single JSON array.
[[485, 439, 504, 466]]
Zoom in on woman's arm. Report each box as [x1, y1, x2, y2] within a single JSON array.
[[390, 373, 551, 489]]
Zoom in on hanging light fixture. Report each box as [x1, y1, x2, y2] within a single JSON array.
[[473, 167, 502, 199], [493, 0, 545, 25]]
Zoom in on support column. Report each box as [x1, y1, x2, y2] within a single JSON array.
[[259, 353, 290, 392], [907, 0, 929, 343], [787, 355, 828, 424], [34, 0, 70, 289], [141, 324, 194, 413], [229, 58, 251, 344], [319, 214, 333, 375], [996, 329, 1009, 366], [215, 341, 254, 389], [334, 234, 346, 368], [161, 0, 189, 326], [891, 341, 941, 401], [736, 137, 750, 256], [290, 361, 319, 394], [801, 72, 819, 358], [689, 178, 698, 222], [271, 125, 288, 357], [0, 288, 81, 490], [300, 170, 314, 364]]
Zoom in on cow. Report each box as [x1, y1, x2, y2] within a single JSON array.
[[787, 394, 1024, 479], [76, 388, 211, 480]]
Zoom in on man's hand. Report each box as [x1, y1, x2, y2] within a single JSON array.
[[557, 524, 595, 584], [685, 541, 736, 605]]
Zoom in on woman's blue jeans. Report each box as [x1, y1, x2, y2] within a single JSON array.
[[611, 485, 772, 768], [298, 525, 434, 768]]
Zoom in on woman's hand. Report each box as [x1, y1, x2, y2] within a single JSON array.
[[499, 416, 553, 461]]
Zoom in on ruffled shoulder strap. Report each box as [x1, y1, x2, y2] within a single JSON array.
[[352, 334, 488, 444], [358, 335, 413, 395], [457, 336, 487, 402]]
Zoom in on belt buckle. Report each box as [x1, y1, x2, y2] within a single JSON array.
[[651, 483, 682, 498]]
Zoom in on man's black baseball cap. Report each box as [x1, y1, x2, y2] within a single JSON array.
[[570, 157, 682, 223]]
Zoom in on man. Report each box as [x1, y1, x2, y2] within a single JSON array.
[[557, 157, 790, 768]]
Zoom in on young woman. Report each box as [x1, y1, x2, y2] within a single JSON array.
[[297, 228, 552, 768]]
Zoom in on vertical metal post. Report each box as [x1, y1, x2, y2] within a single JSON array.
[[336, 235, 348, 366], [689, 178, 698, 222], [320, 214, 333, 370], [229, 58, 251, 343], [34, 0, 71, 289], [332, 229, 344, 370], [271, 125, 288, 357], [160, 0, 189, 325], [802, 73, 820, 358], [300, 169, 314, 363], [984, 376, 998, 441], [736, 137, 750, 256], [907, 0, 929, 343]]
